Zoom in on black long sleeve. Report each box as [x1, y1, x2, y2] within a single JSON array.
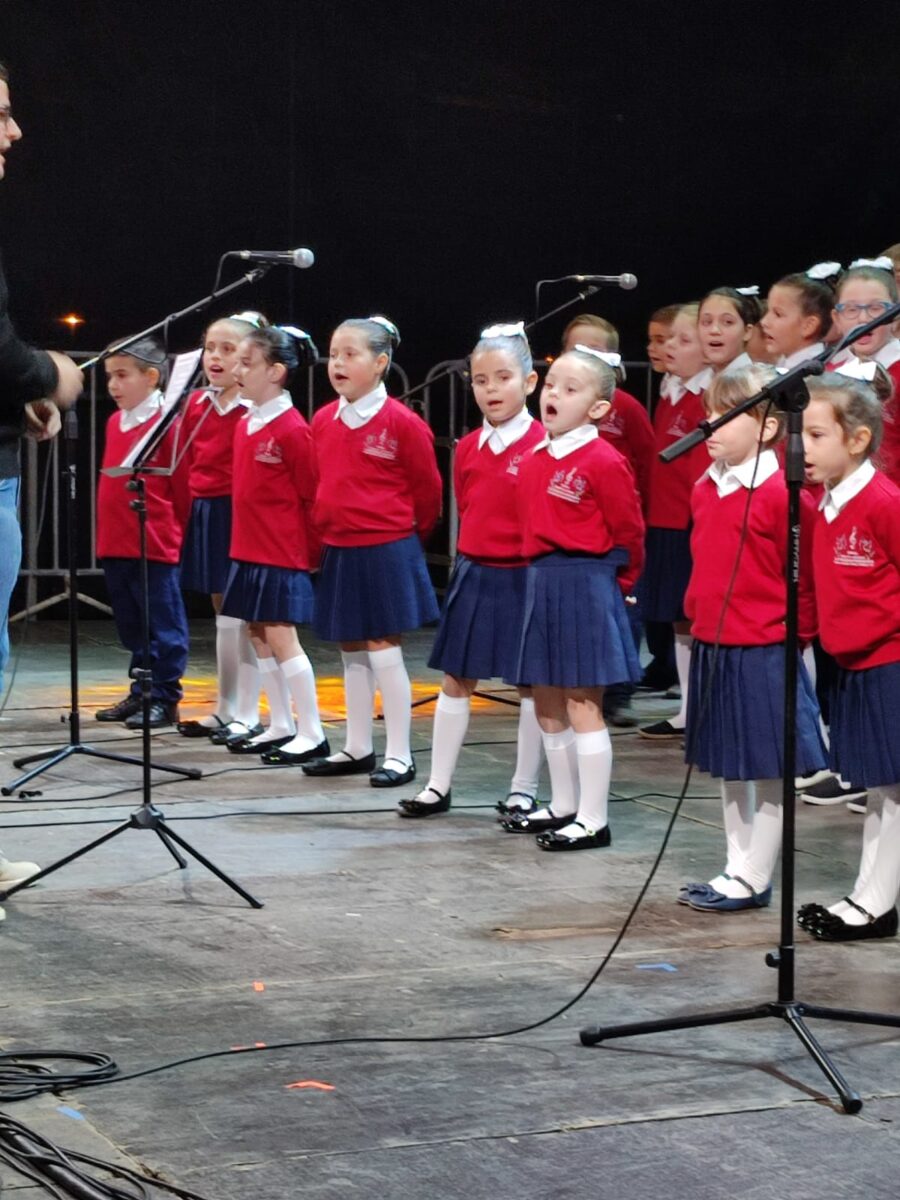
[[0, 248, 58, 416]]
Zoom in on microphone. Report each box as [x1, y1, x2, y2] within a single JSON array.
[[234, 248, 315, 269], [567, 273, 638, 290]]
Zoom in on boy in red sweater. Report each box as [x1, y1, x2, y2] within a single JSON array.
[[95, 337, 190, 728]]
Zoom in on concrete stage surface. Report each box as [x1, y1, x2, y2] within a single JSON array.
[[0, 620, 897, 1199]]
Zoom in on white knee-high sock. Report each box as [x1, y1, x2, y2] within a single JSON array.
[[847, 786, 900, 923], [742, 779, 783, 893], [571, 728, 612, 833], [540, 728, 578, 818], [210, 615, 242, 725], [671, 633, 692, 729], [509, 696, 543, 799], [337, 649, 375, 759], [278, 653, 325, 753], [369, 646, 412, 769], [234, 626, 260, 729], [828, 797, 883, 917], [252, 656, 295, 741], [427, 692, 470, 794], [710, 780, 755, 893]]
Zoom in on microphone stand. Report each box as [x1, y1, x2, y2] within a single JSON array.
[[579, 304, 900, 1113]]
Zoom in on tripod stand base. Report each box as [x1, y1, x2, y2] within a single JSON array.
[[580, 999, 900, 1113], [0, 802, 263, 909], [3, 742, 202, 795]]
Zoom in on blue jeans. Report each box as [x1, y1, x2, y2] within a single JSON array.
[[101, 558, 189, 704], [0, 477, 21, 690]]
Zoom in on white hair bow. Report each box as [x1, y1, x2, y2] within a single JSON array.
[[835, 357, 878, 382], [849, 256, 894, 272], [278, 324, 314, 342], [736, 285, 759, 296], [806, 261, 842, 280], [369, 315, 401, 344], [480, 321, 527, 340], [573, 344, 621, 369]]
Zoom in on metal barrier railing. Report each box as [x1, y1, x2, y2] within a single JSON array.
[[14, 356, 655, 615]]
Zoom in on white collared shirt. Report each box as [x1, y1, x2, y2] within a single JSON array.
[[534, 423, 599, 460], [477, 406, 535, 455], [119, 389, 163, 433], [208, 388, 250, 417], [667, 366, 713, 404], [778, 343, 825, 371], [245, 391, 294, 435], [335, 382, 388, 429], [874, 338, 900, 370], [721, 352, 753, 373], [820, 458, 876, 523], [705, 448, 780, 498]]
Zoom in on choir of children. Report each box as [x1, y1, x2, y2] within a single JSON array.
[[89, 256, 900, 939]]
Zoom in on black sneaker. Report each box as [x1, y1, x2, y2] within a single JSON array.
[[124, 701, 179, 730], [638, 719, 684, 740], [802, 777, 867, 806], [95, 694, 142, 722]]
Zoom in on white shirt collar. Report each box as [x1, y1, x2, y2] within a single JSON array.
[[477, 406, 535, 454], [534, 423, 599, 460], [874, 338, 900, 370], [245, 391, 293, 435], [207, 387, 250, 417], [704, 448, 780, 497], [820, 458, 876, 523], [119, 390, 163, 433], [335, 382, 388, 428], [719, 351, 753, 373], [778, 343, 825, 370]]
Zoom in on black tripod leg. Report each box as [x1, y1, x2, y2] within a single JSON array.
[[580, 1003, 771, 1046], [156, 828, 188, 869], [798, 1004, 900, 1031], [155, 822, 264, 909], [0, 822, 131, 899], [782, 1006, 862, 1113], [82, 747, 202, 780], [5, 746, 81, 791]]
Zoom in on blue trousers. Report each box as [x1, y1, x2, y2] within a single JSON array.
[[101, 558, 188, 704], [0, 477, 22, 690]]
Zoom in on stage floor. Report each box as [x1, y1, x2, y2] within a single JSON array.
[[0, 620, 897, 1199]]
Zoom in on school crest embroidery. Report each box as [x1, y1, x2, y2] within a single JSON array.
[[506, 451, 525, 476], [548, 467, 588, 504], [834, 526, 875, 568], [363, 429, 399, 460], [666, 411, 689, 439], [255, 436, 283, 465]]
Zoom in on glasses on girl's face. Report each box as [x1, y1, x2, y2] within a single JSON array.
[[835, 301, 893, 319]]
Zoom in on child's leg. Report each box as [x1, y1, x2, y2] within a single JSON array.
[[102, 559, 144, 694], [232, 623, 261, 730], [368, 637, 413, 773], [707, 780, 755, 892], [561, 688, 612, 838], [146, 561, 189, 707], [506, 688, 543, 808], [842, 785, 900, 923], [423, 675, 475, 795], [670, 620, 693, 731], [267, 623, 325, 754], [533, 686, 578, 819], [708, 780, 782, 898], [245, 624, 296, 745], [209, 612, 242, 726]]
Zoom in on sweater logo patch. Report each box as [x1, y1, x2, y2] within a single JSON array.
[[548, 467, 588, 503], [506, 451, 525, 476], [599, 409, 624, 437], [255, 437, 283, 465], [834, 526, 875, 568], [363, 429, 398, 460], [666, 412, 690, 439]]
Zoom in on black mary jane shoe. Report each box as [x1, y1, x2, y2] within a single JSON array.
[[495, 791, 538, 817], [370, 759, 416, 788], [210, 722, 263, 746], [536, 821, 612, 852], [301, 750, 377, 777], [177, 715, 228, 739], [260, 738, 331, 766], [499, 807, 573, 835], [227, 733, 294, 756], [797, 901, 833, 931], [398, 786, 451, 819], [809, 902, 899, 942]]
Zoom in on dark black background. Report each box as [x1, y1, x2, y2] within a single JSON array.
[[2, 1, 899, 378]]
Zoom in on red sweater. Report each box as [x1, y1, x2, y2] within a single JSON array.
[[230, 408, 320, 570], [517, 437, 645, 593], [454, 420, 544, 566], [598, 388, 655, 513], [685, 469, 817, 645], [181, 389, 246, 498], [96, 410, 190, 563], [312, 398, 442, 546], [813, 471, 900, 669], [647, 387, 710, 529]]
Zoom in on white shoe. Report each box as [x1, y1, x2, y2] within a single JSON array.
[[0, 858, 41, 884]]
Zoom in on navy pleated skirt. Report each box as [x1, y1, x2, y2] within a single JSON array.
[[220, 560, 314, 624], [515, 550, 641, 689], [686, 641, 826, 780], [428, 557, 527, 680], [640, 526, 692, 623], [829, 661, 900, 787], [181, 495, 233, 594], [313, 534, 439, 642]]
